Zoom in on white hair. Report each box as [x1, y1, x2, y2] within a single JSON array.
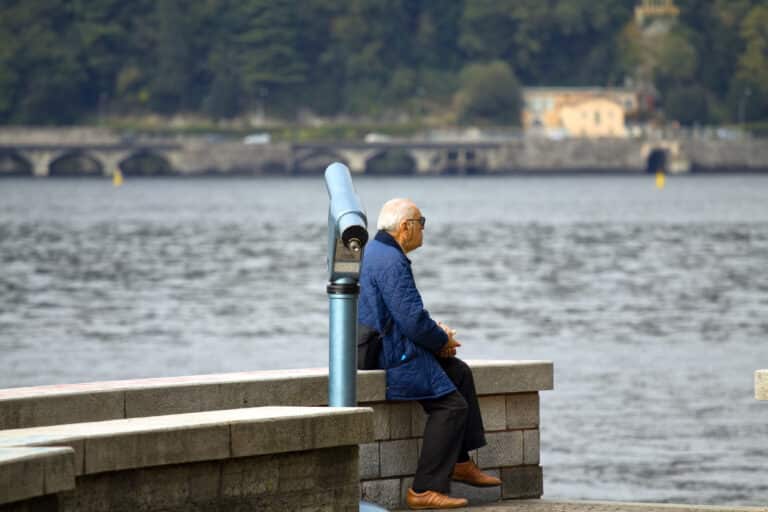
[[377, 198, 417, 232]]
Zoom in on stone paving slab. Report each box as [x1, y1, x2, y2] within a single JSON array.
[[393, 499, 768, 512], [0, 406, 372, 476], [756, 370, 767, 400], [0, 361, 552, 429]]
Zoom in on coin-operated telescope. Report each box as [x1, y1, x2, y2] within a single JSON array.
[[324, 162, 368, 407]]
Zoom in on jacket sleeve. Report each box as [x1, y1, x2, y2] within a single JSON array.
[[378, 258, 448, 354]]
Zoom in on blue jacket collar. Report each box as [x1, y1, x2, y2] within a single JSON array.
[[374, 230, 411, 263]]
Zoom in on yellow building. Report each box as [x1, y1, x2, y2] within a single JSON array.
[[560, 98, 626, 138], [522, 87, 639, 138]]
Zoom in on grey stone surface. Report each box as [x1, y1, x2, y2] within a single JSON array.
[[221, 455, 279, 497], [501, 465, 543, 499], [523, 430, 540, 465], [0, 451, 43, 505], [478, 431, 523, 468], [357, 371, 388, 403], [231, 407, 373, 457], [42, 448, 76, 494], [467, 360, 553, 395], [85, 424, 230, 474], [379, 439, 418, 478], [359, 442, 380, 479], [0, 429, 86, 476], [361, 478, 401, 510], [756, 370, 767, 400], [389, 402, 412, 439], [480, 396, 508, 432], [0, 362, 550, 430], [18, 444, 359, 512], [507, 393, 540, 429], [0, 392, 124, 430], [0, 447, 74, 505], [370, 403, 390, 440], [125, 384, 230, 417], [1, 407, 372, 476], [0, 494, 59, 512], [452, 468, 502, 505], [399, 476, 415, 507], [276, 447, 358, 493]]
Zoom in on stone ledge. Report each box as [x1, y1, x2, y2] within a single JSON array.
[[0, 361, 552, 430], [0, 406, 372, 477], [756, 370, 767, 400], [0, 446, 75, 506]]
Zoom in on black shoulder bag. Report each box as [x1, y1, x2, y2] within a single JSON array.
[[357, 318, 393, 370]]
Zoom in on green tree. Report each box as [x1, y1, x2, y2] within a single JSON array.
[[229, 0, 308, 115], [460, 0, 633, 85], [203, 52, 241, 119], [455, 61, 522, 125], [0, 1, 86, 124], [730, 3, 768, 122], [147, 0, 192, 114], [662, 84, 710, 125]]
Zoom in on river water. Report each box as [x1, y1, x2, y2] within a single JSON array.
[[1, 175, 767, 505]]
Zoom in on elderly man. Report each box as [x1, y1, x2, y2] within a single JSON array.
[[358, 198, 501, 510]]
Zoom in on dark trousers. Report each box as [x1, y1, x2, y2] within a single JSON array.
[[412, 357, 487, 493]]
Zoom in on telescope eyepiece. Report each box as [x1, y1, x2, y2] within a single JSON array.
[[348, 238, 362, 253]]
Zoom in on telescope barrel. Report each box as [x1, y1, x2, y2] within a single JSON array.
[[324, 163, 369, 249]]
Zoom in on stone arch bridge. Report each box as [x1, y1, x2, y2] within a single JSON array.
[[291, 142, 505, 174], [0, 138, 509, 176], [0, 142, 183, 177], [2, 128, 765, 176]]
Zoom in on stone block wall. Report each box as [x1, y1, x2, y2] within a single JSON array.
[[0, 407, 371, 512], [1, 447, 360, 512], [0, 361, 553, 510], [359, 392, 543, 509]]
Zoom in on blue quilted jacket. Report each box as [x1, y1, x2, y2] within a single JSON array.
[[358, 230, 455, 400]]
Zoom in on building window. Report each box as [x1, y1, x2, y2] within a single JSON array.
[[595, 111, 601, 125]]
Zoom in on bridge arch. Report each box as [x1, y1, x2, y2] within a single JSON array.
[[0, 150, 34, 177], [49, 151, 103, 177], [364, 149, 417, 175], [294, 151, 347, 175], [119, 150, 173, 177], [646, 148, 668, 174]]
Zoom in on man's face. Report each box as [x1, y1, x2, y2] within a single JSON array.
[[401, 206, 424, 253]]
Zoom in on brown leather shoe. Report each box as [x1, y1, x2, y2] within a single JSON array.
[[452, 460, 502, 487], [406, 488, 468, 510]]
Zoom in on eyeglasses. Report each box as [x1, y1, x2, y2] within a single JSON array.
[[406, 216, 426, 228]]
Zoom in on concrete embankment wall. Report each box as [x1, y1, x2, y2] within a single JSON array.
[[0, 361, 553, 511], [0, 407, 370, 512], [2, 127, 767, 175]]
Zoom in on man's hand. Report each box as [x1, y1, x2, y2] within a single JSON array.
[[438, 322, 461, 358], [439, 337, 460, 358]]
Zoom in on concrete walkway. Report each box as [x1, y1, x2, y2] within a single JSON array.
[[394, 500, 768, 512]]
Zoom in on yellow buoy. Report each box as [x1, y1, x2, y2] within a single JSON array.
[[655, 170, 665, 189], [113, 169, 124, 187]]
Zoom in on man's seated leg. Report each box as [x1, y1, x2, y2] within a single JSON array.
[[439, 357, 502, 487], [407, 391, 469, 510]]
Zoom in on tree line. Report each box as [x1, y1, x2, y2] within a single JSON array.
[[0, 0, 766, 127]]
